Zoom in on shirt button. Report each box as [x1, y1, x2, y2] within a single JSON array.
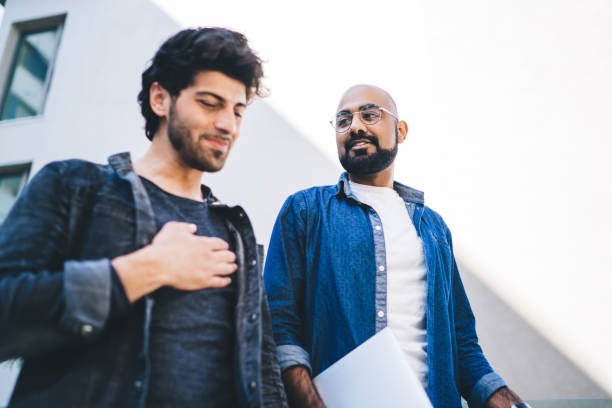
[[249, 313, 258, 322], [134, 380, 143, 389], [378, 265, 385, 272], [249, 381, 257, 390], [375, 225, 382, 231], [81, 324, 93, 336], [378, 310, 385, 318]]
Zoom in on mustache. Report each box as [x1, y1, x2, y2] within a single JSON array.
[[344, 130, 379, 150]]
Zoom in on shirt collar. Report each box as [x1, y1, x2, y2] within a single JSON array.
[[334, 172, 424, 205]]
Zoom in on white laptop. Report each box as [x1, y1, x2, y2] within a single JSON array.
[[313, 327, 433, 408]]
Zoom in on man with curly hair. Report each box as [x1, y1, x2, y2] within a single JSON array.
[[0, 28, 286, 408]]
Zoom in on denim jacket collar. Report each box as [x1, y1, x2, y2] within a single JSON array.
[[334, 172, 425, 205], [108, 152, 157, 247]]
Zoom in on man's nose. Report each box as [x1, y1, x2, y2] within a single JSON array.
[[214, 109, 237, 135], [349, 112, 367, 134]]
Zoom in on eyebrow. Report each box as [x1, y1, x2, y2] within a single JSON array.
[[336, 103, 379, 116], [359, 103, 379, 110], [195, 91, 247, 108]]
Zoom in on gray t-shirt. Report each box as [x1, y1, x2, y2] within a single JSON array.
[[141, 177, 237, 408]]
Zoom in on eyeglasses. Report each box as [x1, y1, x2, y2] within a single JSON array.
[[330, 106, 398, 133]]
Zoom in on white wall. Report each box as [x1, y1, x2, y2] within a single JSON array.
[[1, 0, 610, 402], [155, 0, 612, 395], [0, 1, 180, 405], [0, 0, 179, 175], [394, 2, 612, 395], [0, 1, 339, 404], [0, 0, 340, 253]]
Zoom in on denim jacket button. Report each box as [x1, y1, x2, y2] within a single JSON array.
[[134, 380, 143, 389], [250, 259, 257, 267], [249, 381, 257, 390], [249, 313, 258, 322], [239, 212, 245, 218], [81, 324, 93, 336]]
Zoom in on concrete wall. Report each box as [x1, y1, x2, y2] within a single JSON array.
[[0, 0, 609, 405], [155, 0, 612, 395], [0, 1, 179, 405], [0, 1, 339, 404], [0, 0, 178, 174], [460, 263, 609, 399]]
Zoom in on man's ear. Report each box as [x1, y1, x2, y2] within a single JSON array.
[[397, 120, 408, 144], [149, 82, 171, 118]]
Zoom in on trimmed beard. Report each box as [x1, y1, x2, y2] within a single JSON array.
[[167, 100, 225, 173], [339, 130, 398, 176]]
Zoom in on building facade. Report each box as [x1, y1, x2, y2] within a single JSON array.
[[0, 0, 608, 405]]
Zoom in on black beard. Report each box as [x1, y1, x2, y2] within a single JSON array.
[[167, 102, 224, 173], [339, 130, 398, 176]]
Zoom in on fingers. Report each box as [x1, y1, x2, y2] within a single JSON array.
[[153, 222, 197, 244], [207, 276, 232, 288], [214, 249, 236, 263], [211, 250, 237, 276], [199, 236, 230, 250], [212, 261, 238, 276]]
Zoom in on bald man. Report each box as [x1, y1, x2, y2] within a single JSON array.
[[263, 85, 528, 408]]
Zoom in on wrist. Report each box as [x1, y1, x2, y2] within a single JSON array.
[[134, 245, 170, 286], [112, 246, 166, 302]]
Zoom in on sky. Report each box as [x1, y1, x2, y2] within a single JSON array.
[[153, 0, 612, 393]]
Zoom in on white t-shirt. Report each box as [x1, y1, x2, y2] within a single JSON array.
[[350, 180, 429, 387]]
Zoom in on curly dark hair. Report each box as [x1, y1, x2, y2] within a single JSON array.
[[138, 27, 266, 140]]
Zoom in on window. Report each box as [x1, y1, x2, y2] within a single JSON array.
[[0, 163, 30, 223], [0, 15, 64, 121]]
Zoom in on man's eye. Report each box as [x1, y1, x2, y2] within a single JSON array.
[[199, 100, 217, 108], [361, 111, 378, 121], [337, 116, 351, 127]]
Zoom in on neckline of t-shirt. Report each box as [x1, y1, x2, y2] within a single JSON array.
[[140, 176, 209, 206], [349, 179, 398, 195]]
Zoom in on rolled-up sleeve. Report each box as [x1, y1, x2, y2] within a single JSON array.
[[60, 259, 113, 337], [277, 344, 312, 373], [0, 162, 129, 360], [467, 372, 506, 407]]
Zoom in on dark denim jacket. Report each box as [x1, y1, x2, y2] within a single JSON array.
[[264, 173, 505, 408], [0, 153, 287, 408]]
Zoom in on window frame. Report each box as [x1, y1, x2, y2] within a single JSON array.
[[0, 14, 66, 122]]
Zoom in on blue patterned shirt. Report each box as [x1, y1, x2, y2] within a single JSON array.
[[264, 173, 506, 408]]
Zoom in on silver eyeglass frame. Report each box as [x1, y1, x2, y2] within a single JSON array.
[[330, 106, 399, 133]]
